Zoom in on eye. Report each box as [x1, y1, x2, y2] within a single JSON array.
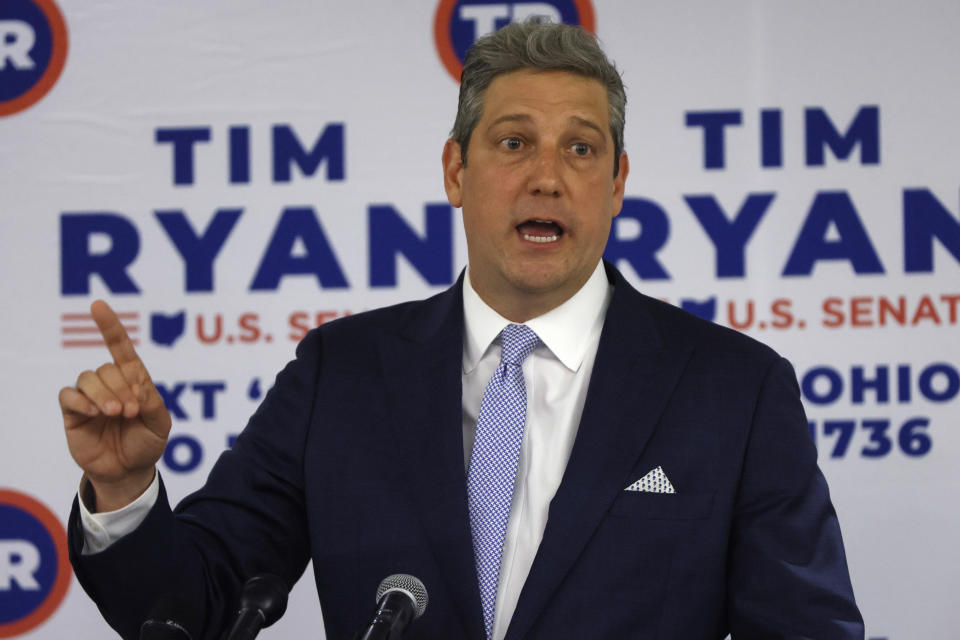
[[571, 142, 592, 156], [501, 137, 523, 151]]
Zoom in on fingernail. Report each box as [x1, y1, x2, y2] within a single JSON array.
[[105, 400, 121, 414]]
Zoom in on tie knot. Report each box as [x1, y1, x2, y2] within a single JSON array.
[[499, 323, 539, 366]]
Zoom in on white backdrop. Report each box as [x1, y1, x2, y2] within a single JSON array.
[[1, 1, 958, 638]]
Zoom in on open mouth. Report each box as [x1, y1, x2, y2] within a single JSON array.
[[517, 219, 563, 244]]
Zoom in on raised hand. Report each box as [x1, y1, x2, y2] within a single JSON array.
[[59, 300, 172, 512]]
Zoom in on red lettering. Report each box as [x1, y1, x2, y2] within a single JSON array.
[[238, 313, 261, 342], [822, 297, 843, 327], [288, 312, 310, 341], [727, 300, 755, 330], [771, 298, 793, 328], [911, 296, 941, 325], [878, 296, 906, 326], [941, 294, 960, 324], [850, 296, 872, 326], [196, 313, 223, 344]]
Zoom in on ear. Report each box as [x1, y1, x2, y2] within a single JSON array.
[[611, 151, 629, 218], [442, 139, 464, 208]]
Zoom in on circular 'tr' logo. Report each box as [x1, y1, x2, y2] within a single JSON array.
[[0, 489, 71, 638], [434, 0, 595, 83], [0, 0, 68, 117]]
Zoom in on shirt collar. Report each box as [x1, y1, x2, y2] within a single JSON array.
[[462, 261, 612, 374]]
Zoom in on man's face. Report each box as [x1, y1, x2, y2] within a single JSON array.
[[443, 69, 628, 320]]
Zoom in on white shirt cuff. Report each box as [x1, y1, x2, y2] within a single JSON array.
[[77, 470, 160, 555]]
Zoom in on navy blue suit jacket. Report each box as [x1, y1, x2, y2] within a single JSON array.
[[70, 264, 863, 639]]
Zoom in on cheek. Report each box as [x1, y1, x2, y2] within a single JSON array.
[[461, 209, 496, 245], [580, 214, 616, 249]]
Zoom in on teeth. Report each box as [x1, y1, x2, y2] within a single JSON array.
[[523, 234, 559, 243]]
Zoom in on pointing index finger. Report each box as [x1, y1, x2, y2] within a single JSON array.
[[90, 300, 143, 369]]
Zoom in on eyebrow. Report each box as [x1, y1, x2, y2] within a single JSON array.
[[487, 113, 534, 128], [569, 116, 606, 138], [486, 113, 607, 138]]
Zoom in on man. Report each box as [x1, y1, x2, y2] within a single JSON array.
[[61, 21, 864, 640]]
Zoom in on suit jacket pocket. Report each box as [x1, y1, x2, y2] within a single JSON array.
[[608, 490, 714, 520]]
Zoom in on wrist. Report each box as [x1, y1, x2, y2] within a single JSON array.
[[83, 468, 156, 513]]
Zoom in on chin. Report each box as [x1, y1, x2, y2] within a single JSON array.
[[504, 267, 570, 296]]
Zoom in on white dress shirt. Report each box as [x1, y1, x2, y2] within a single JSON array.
[[461, 262, 610, 640], [79, 261, 612, 640]]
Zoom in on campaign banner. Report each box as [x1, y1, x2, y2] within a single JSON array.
[[1, 1, 957, 638]]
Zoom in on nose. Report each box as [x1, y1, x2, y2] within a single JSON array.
[[527, 147, 562, 197]]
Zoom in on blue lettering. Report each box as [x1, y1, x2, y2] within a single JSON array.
[[897, 364, 911, 402], [155, 382, 187, 420], [155, 381, 227, 420], [192, 381, 225, 419], [801, 366, 843, 405], [899, 418, 932, 457], [760, 109, 782, 168], [685, 111, 742, 169], [851, 365, 889, 404], [603, 198, 670, 280], [60, 213, 140, 295], [783, 191, 884, 275], [918, 363, 959, 402], [155, 127, 211, 185], [904, 188, 960, 272], [685, 193, 774, 277], [229, 125, 250, 184], [272, 123, 345, 182], [163, 435, 202, 473], [823, 420, 855, 457], [860, 419, 892, 458], [250, 207, 348, 290], [369, 203, 453, 287], [155, 209, 242, 292], [805, 106, 880, 166]]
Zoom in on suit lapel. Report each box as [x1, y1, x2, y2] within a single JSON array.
[[505, 267, 694, 640], [378, 278, 486, 640]]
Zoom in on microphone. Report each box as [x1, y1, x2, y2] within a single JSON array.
[[224, 574, 289, 640], [357, 574, 429, 640], [139, 593, 198, 639]]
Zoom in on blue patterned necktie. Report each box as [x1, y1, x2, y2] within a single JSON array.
[[467, 323, 540, 639]]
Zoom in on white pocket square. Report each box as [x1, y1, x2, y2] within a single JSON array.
[[624, 465, 675, 494]]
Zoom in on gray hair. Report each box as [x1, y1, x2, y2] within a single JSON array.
[[451, 20, 626, 176]]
